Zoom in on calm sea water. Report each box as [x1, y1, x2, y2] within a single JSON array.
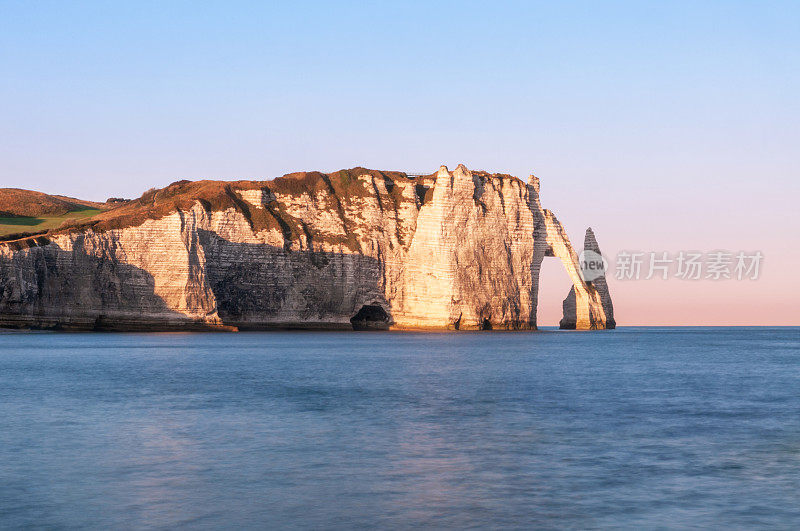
[[0, 327, 798, 529]]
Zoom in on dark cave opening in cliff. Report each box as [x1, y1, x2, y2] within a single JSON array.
[[350, 304, 390, 331], [537, 258, 574, 327]]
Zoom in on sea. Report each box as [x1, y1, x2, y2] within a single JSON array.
[[0, 327, 798, 529]]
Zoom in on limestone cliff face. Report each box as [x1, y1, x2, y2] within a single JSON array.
[[0, 165, 614, 331]]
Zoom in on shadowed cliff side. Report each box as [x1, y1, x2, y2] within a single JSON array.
[[0, 233, 392, 331], [0, 235, 201, 330], [197, 230, 391, 330]]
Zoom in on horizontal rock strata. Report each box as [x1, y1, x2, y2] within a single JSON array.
[[0, 165, 614, 331]]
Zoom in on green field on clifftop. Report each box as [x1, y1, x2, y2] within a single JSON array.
[[0, 208, 101, 238]]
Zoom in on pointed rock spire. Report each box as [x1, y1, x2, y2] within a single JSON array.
[[559, 227, 615, 329]]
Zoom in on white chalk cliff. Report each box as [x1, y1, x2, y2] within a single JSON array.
[[0, 165, 614, 331]]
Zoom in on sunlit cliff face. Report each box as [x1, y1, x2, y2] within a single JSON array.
[[0, 165, 612, 331]]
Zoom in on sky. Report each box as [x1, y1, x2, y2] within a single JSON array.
[[1, 1, 798, 325]]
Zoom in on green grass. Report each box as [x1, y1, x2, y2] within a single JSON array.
[[0, 208, 101, 237]]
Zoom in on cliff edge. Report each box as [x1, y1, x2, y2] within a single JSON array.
[[0, 165, 614, 331]]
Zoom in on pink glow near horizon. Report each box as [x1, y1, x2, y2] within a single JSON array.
[[535, 213, 799, 326]]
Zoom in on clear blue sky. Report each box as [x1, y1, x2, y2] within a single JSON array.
[[1, 1, 798, 323]]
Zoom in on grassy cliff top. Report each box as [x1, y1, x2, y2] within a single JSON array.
[[0, 188, 110, 217], [0, 168, 420, 243], [1, 166, 524, 244], [0, 188, 117, 239], [74, 168, 424, 233]]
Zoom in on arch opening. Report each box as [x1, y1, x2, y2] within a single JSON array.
[[536, 257, 575, 328]]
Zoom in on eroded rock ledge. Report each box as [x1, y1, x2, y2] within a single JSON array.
[[0, 165, 614, 331]]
